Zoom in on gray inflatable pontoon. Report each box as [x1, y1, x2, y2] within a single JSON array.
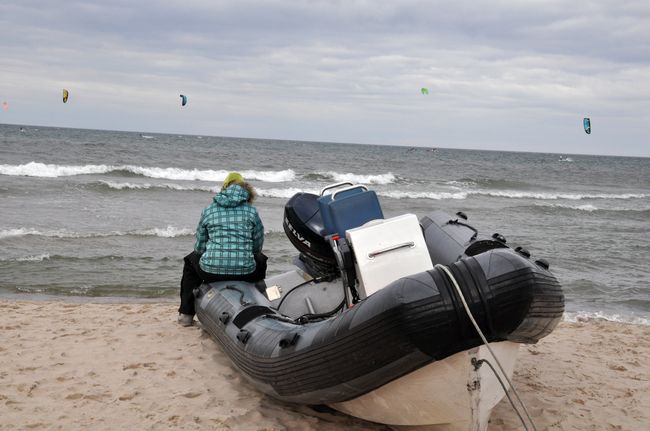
[[195, 191, 564, 430]]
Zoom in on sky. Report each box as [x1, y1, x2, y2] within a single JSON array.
[[1, 0, 649, 157]]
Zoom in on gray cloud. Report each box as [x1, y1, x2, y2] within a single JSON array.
[[1, 0, 649, 156]]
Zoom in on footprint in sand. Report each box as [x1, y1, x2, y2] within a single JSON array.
[[607, 363, 628, 372], [65, 393, 83, 400], [83, 392, 111, 401], [122, 362, 157, 371], [118, 391, 139, 401]]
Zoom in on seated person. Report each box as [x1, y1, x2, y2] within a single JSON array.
[[178, 172, 266, 326]]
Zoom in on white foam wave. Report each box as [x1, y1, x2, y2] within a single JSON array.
[[472, 190, 649, 200], [254, 187, 649, 202], [320, 171, 397, 185], [134, 226, 194, 238], [378, 191, 469, 200], [99, 182, 464, 200], [100, 183, 321, 199], [0, 226, 194, 239], [0, 162, 295, 183], [99, 181, 217, 192], [564, 311, 650, 326], [0, 228, 59, 239], [444, 180, 470, 187], [0, 162, 114, 178], [255, 188, 468, 200], [256, 187, 320, 198], [93, 181, 650, 210], [15, 254, 51, 262], [240, 169, 295, 183], [100, 181, 154, 190], [128, 167, 295, 183], [536, 203, 599, 212], [539, 204, 650, 213]]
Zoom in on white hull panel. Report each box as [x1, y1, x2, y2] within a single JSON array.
[[331, 341, 520, 431]]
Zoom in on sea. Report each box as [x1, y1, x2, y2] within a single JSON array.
[[1, 124, 649, 325]]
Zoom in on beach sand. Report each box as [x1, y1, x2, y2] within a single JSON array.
[[1, 300, 648, 430]]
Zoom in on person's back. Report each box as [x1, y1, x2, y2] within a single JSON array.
[[195, 183, 264, 276], [178, 173, 266, 326]]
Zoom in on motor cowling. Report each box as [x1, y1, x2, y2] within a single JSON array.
[[283, 193, 337, 269]]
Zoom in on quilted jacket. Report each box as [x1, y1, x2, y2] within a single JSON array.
[[194, 184, 264, 275]]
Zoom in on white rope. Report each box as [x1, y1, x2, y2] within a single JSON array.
[[435, 264, 538, 431]]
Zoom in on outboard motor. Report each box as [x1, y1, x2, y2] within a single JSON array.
[[283, 192, 338, 275], [420, 210, 508, 265]]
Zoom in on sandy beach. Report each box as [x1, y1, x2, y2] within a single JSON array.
[[1, 300, 648, 430]]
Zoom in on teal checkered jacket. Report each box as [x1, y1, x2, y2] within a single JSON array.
[[194, 184, 264, 275]]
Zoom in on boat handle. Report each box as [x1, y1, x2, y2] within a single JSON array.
[[320, 182, 354, 196], [368, 241, 415, 259], [331, 184, 368, 200]]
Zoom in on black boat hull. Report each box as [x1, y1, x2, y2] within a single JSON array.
[[195, 247, 563, 405]]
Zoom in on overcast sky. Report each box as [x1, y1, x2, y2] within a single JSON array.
[[1, 1, 649, 156]]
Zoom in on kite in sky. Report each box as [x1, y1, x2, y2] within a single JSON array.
[[180, 94, 188, 106], [421, 88, 429, 95], [583, 117, 591, 134], [62, 89, 69, 103], [1, 101, 8, 111]]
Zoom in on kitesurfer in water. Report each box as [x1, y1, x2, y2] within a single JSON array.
[[178, 172, 267, 326]]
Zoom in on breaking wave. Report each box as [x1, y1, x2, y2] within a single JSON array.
[[89, 181, 650, 205], [0, 254, 175, 263], [0, 226, 194, 239], [446, 178, 536, 190], [376, 190, 648, 201], [0, 227, 284, 240], [94, 181, 217, 192], [472, 190, 649, 200], [15, 254, 51, 262], [257, 187, 320, 198], [531, 203, 650, 213], [315, 171, 397, 185], [564, 311, 650, 326], [535, 203, 599, 212], [0, 162, 295, 183], [379, 190, 468, 200]]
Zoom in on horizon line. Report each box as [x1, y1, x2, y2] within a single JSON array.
[[1, 121, 647, 159]]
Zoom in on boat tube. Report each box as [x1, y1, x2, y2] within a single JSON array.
[[195, 185, 564, 430]]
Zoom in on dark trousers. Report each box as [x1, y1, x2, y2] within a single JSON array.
[[178, 251, 267, 315]]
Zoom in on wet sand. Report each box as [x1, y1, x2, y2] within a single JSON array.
[[1, 300, 648, 430]]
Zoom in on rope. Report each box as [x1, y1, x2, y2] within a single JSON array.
[[434, 264, 537, 431]]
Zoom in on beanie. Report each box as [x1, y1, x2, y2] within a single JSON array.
[[223, 172, 244, 189]]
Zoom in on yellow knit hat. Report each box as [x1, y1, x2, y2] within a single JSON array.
[[222, 172, 244, 189]]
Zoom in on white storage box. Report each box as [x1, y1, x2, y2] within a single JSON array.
[[346, 213, 433, 298]]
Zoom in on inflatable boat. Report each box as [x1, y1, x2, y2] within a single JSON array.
[[195, 183, 564, 431]]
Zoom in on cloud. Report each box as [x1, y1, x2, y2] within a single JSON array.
[[1, 0, 649, 156]]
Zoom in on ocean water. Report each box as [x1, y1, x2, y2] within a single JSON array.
[[1, 124, 649, 324]]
